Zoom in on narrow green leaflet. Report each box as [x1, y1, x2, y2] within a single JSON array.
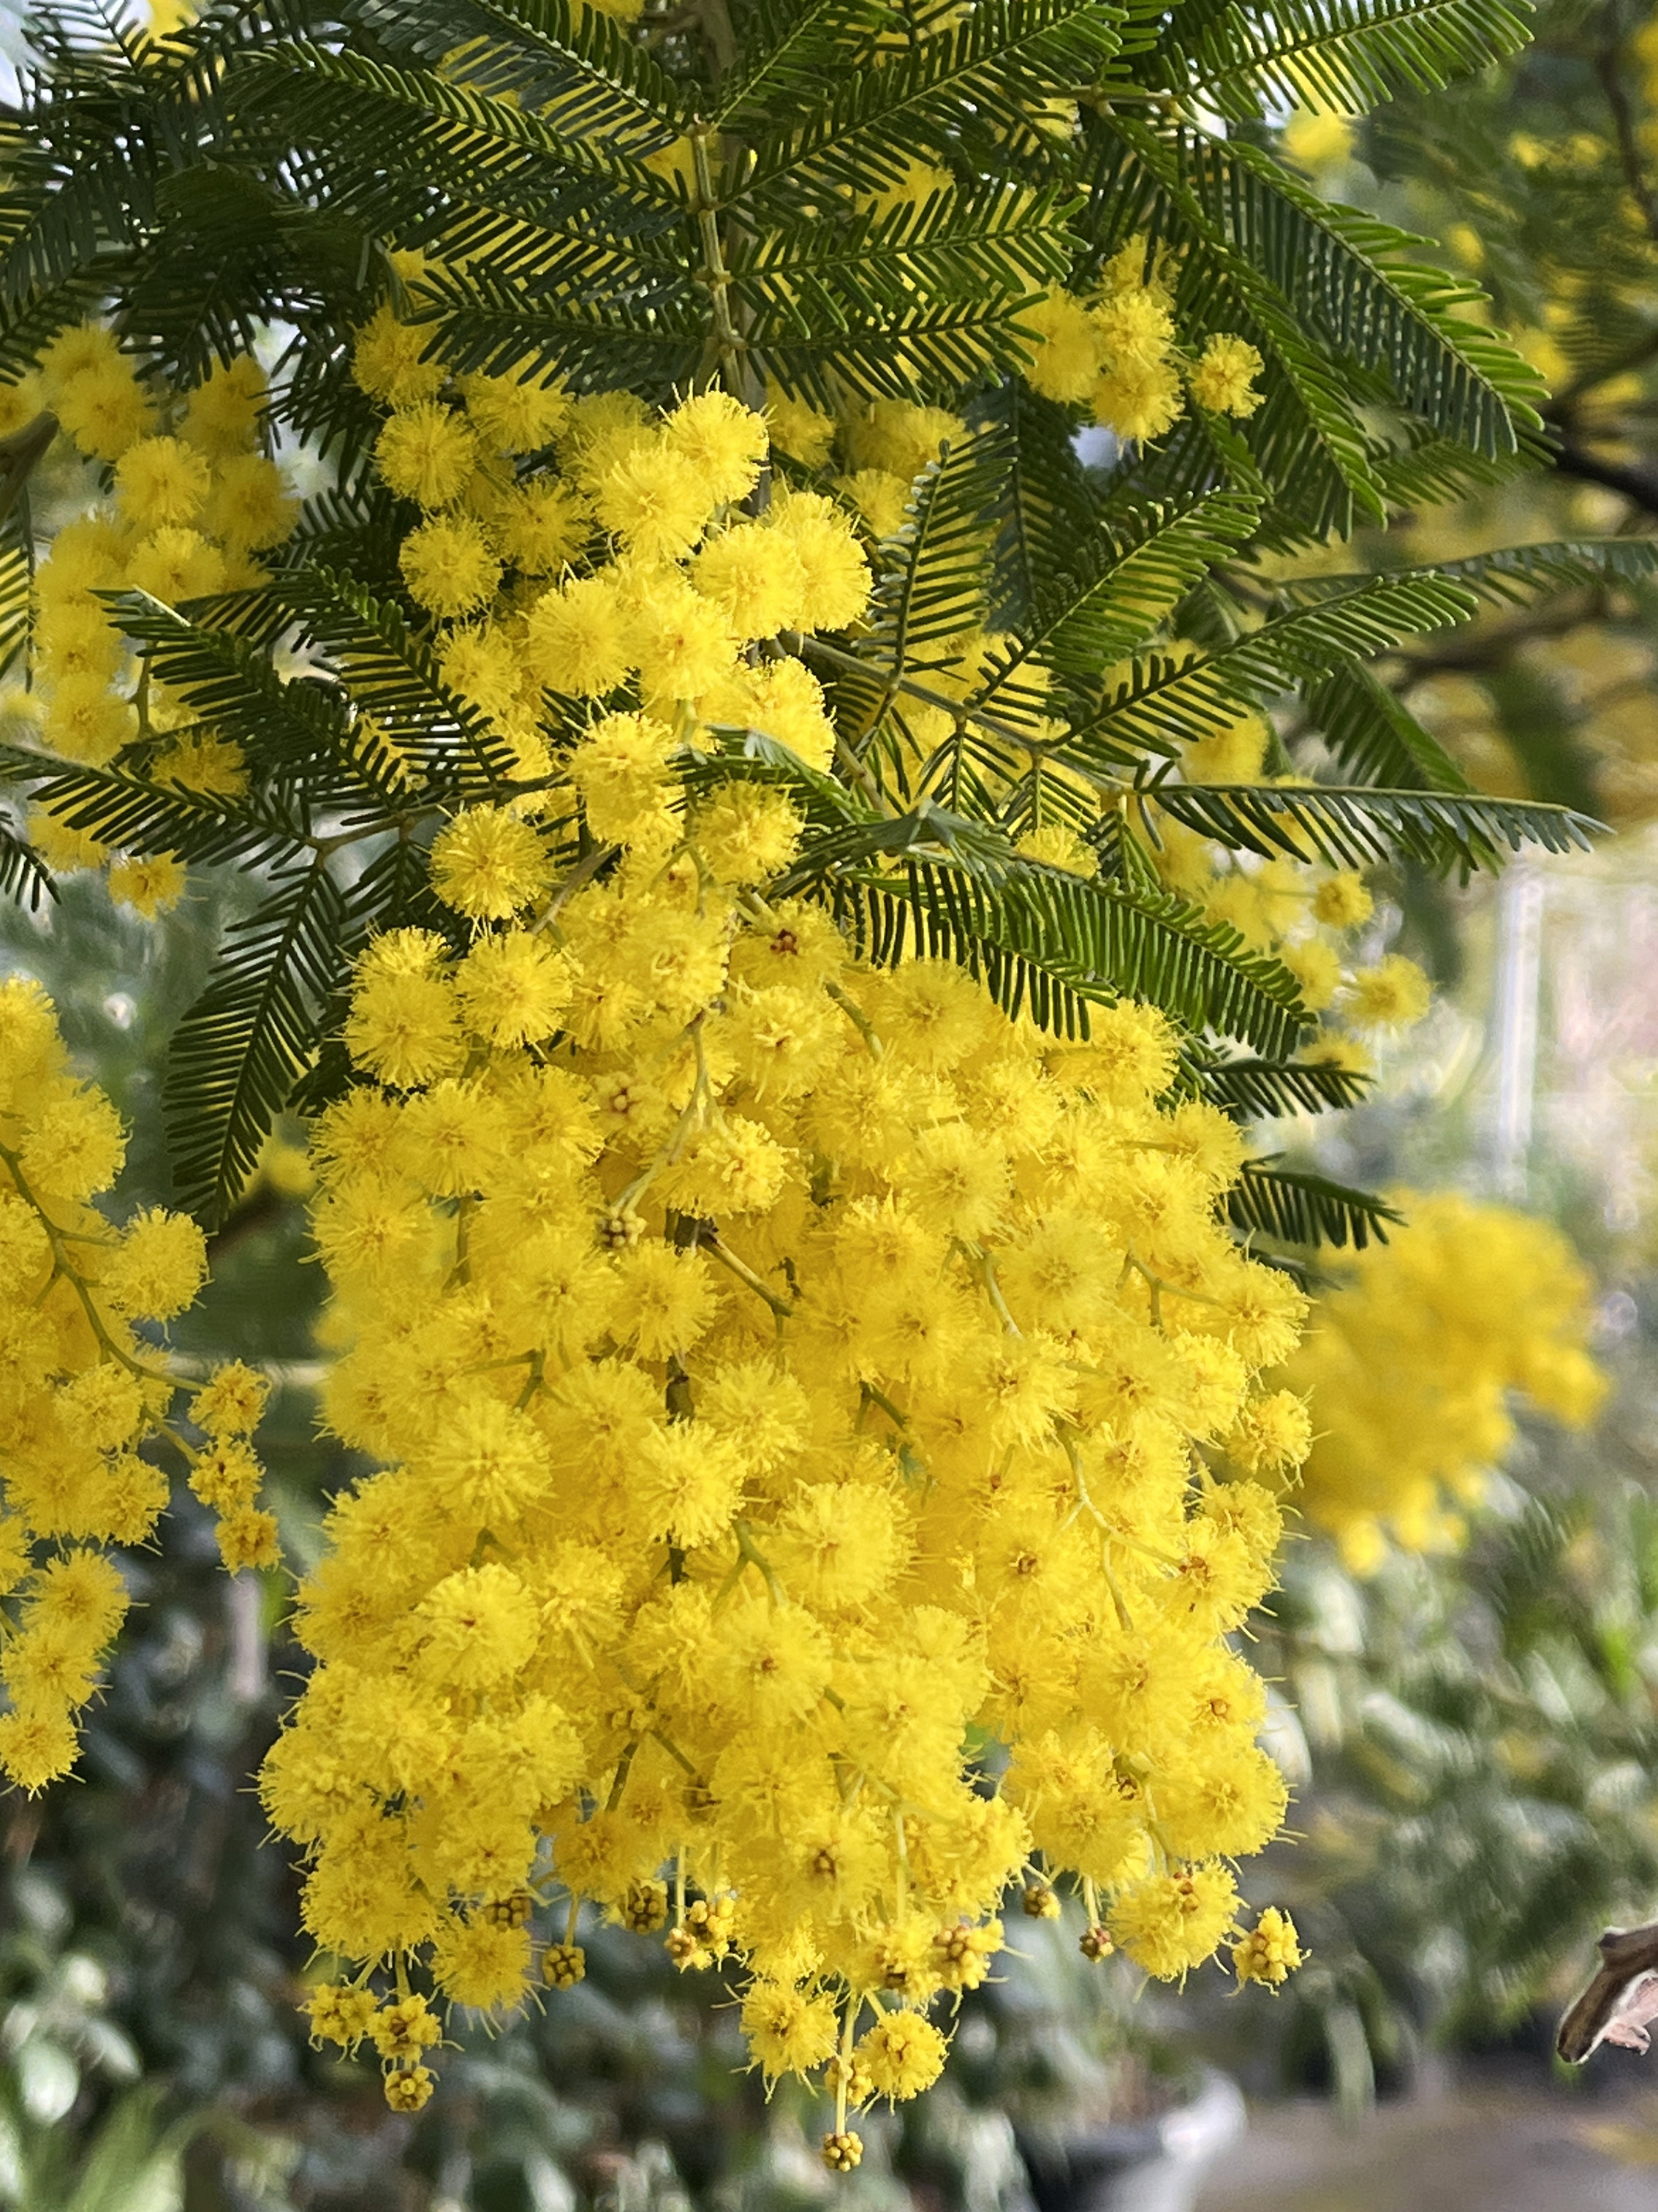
[[1179, 0, 1533, 120], [164, 856, 349, 1225], [1227, 1159, 1405, 1250]]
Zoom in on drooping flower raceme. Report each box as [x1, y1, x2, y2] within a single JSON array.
[[0, 979, 276, 1792], [270, 802, 1309, 2124]]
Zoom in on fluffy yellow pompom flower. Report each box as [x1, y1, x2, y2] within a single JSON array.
[[1109, 1866, 1241, 1979], [765, 385, 837, 468], [126, 526, 226, 604], [768, 494, 872, 631], [113, 436, 211, 526], [429, 807, 549, 921], [461, 368, 569, 453], [1347, 953, 1431, 1030], [524, 574, 633, 697], [206, 453, 298, 551], [182, 354, 268, 456], [1311, 871, 1373, 930], [398, 515, 502, 616], [629, 576, 738, 701], [1021, 290, 1102, 404], [692, 522, 810, 640], [595, 442, 713, 562], [53, 357, 156, 460], [741, 1983, 840, 2079], [567, 711, 679, 847], [99, 1207, 208, 1319], [352, 305, 446, 408], [857, 2011, 948, 2100], [376, 403, 480, 509], [693, 782, 803, 883], [1093, 360, 1184, 442], [1188, 333, 1265, 418], [107, 853, 187, 920], [455, 929, 575, 1046], [660, 390, 768, 505], [489, 479, 588, 574]]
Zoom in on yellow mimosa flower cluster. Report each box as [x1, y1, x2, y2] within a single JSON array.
[[15, 327, 295, 891], [0, 980, 276, 1792], [1021, 239, 1265, 443], [1287, 1191, 1607, 1570], [270, 747, 1309, 2129]]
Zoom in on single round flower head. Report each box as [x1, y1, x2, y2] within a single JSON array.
[[430, 806, 548, 921], [455, 928, 574, 1046], [767, 494, 871, 630], [692, 780, 803, 884], [461, 367, 570, 453], [0, 1707, 80, 1793], [740, 1981, 839, 2080], [190, 1360, 271, 1438], [821, 2132, 863, 2174], [765, 385, 836, 468], [383, 2066, 436, 2113], [595, 440, 713, 562], [1092, 358, 1184, 442], [216, 1503, 281, 1574], [182, 354, 268, 457], [1108, 1864, 1240, 1980], [1188, 333, 1265, 418], [107, 853, 186, 921], [855, 2010, 947, 2102], [113, 435, 210, 527], [661, 390, 768, 505], [99, 1204, 207, 1319], [126, 526, 226, 603], [399, 513, 502, 616], [376, 402, 479, 509], [1311, 870, 1374, 931], [524, 573, 633, 696], [1348, 953, 1431, 1031], [206, 453, 298, 551], [1232, 1906, 1303, 1988]]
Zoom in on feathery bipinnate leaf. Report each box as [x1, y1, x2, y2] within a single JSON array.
[[164, 856, 349, 1226], [1226, 1158, 1404, 1250], [1151, 779, 1599, 875], [1188, 1052, 1372, 1122], [0, 742, 307, 870], [1302, 659, 1475, 794], [745, 0, 1121, 203], [1175, 0, 1533, 120], [0, 817, 53, 912], [779, 804, 1314, 1053], [1065, 568, 1481, 766]]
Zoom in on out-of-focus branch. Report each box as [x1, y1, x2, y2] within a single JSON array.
[[1597, 4, 1658, 247], [1548, 439, 1658, 518]]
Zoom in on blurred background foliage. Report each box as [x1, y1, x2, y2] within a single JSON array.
[[9, 0, 1658, 2204]]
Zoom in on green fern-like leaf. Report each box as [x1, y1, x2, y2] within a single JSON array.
[[1151, 778, 1598, 873], [1227, 1158, 1404, 1249], [1180, 0, 1533, 120], [1188, 1052, 1371, 1120], [164, 856, 349, 1226], [1301, 660, 1475, 794]]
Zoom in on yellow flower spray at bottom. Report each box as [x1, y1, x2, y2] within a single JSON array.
[[0, 979, 276, 1792], [264, 779, 1309, 2124], [1286, 1191, 1605, 1570]]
